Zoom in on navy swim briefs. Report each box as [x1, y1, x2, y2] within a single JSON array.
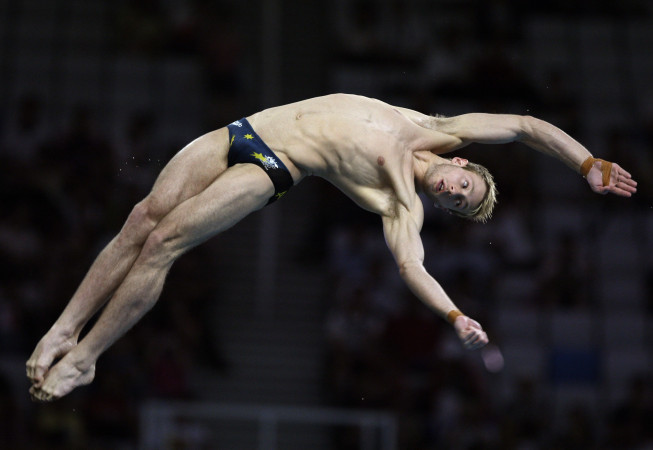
[[226, 118, 293, 205]]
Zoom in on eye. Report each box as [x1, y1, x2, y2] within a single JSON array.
[[455, 200, 462, 207], [463, 180, 469, 189]]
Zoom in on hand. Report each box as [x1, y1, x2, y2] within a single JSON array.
[[586, 160, 637, 197], [26, 330, 78, 388], [29, 354, 96, 402], [453, 315, 488, 350]]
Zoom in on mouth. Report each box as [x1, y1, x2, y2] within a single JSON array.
[[437, 179, 445, 193]]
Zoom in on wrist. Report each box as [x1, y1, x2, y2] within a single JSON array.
[[579, 156, 595, 177], [446, 309, 464, 325], [579, 156, 613, 187], [48, 322, 78, 341]]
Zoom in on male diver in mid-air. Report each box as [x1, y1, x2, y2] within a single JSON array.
[[26, 94, 637, 401]]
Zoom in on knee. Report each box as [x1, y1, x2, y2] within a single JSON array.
[[139, 226, 179, 267], [119, 200, 161, 245]]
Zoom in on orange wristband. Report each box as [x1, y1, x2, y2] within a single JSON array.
[[580, 156, 613, 187], [447, 309, 464, 325], [580, 156, 595, 177]]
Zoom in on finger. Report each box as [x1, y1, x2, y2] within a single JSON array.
[[465, 329, 488, 345], [466, 339, 483, 350], [464, 331, 482, 347], [616, 166, 632, 179], [615, 168, 637, 185], [607, 185, 634, 197], [613, 181, 637, 194], [598, 185, 629, 197], [621, 178, 638, 188], [469, 333, 489, 350], [617, 181, 638, 193]]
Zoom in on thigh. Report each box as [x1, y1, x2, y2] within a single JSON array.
[[145, 127, 230, 217], [153, 163, 275, 257]]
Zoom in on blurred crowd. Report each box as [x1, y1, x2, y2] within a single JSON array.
[[1, 0, 653, 448], [321, 0, 653, 448], [0, 94, 233, 450], [0, 1, 242, 448], [322, 212, 653, 449]]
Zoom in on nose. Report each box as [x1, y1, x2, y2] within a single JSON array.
[[449, 184, 456, 193]]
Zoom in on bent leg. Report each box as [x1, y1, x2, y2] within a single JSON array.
[[60, 128, 231, 328], [31, 164, 275, 401], [27, 128, 230, 386]]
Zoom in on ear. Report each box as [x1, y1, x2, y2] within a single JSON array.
[[451, 157, 469, 167]]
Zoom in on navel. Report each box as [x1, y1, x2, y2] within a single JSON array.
[[377, 156, 385, 166]]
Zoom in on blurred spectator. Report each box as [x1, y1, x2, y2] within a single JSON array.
[[84, 374, 137, 448], [114, 111, 164, 199], [383, 294, 442, 374], [539, 69, 582, 135], [1, 93, 49, 166], [605, 374, 653, 448], [115, 0, 168, 55], [536, 231, 593, 310], [552, 403, 597, 449], [33, 398, 87, 449], [40, 105, 114, 219], [0, 372, 21, 448], [423, 25, 477, 97], [475, 193, 538, 270], [467, 37, 540, 107], [333, 0, 385, 58], [159, 244, 230, 371], [325, 286, 387, 406], [472, 0, 524, 42], [501, 376, 551, 447]]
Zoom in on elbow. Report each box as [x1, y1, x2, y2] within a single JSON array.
[[398, 260, 423, 279], [516, 115, 537, 140]]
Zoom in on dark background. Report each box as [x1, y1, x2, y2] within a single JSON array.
[[1, 0, 652, 448]]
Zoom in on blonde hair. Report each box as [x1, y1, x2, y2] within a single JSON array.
[[450, 161, 498, 223]]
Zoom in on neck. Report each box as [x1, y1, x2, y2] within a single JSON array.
[[413, 151, 447, 192]]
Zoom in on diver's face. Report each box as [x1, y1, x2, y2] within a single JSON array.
[[427, 157, 486, 214]]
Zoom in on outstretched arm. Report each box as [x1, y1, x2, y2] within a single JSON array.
[[434, 113, 638, 197], [381, 201, 488, 350]]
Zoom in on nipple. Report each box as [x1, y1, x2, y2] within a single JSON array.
[[377, 156, 385, 166]]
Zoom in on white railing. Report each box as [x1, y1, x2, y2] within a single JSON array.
[[140, 401, 397, 450]]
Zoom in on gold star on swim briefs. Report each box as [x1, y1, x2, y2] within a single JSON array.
[[244, 134, 254, 140], [230, 135, 235, 147], [251, 152, 267, 164], [275, 191, 287, 200]]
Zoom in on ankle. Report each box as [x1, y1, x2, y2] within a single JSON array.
[[64, 348, 96, 373], [47, 323, 78, 343]]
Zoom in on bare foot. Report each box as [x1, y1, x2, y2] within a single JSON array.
[[29, 355, 95, 402], [26, 330, 78, 387]]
